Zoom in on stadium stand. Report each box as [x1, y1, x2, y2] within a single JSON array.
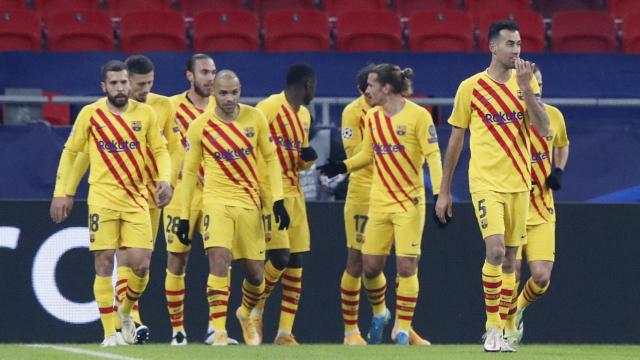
[[33, 0, 99, 19], [335, 10, 403, 51], [179, 0, 245, 17], [533, 0, 606, 18], [407, 9, 474, 52], [323, 0, 389, 17], [253, 0, 316, 16], [465, 0, 530, 22], [119, 10, 187, 52], [46, 10, 113, 51], [192, 9, 259, 51], [477, 10, 545, 52], [395, 0, 460, 18], [622, 13, 640, 53], [0, 10, 41, 51], [551, 10, 616, 52], [608, 0, 640, 20], [0, 0, 27, 11], [106, 0, 173, 18], [264, 9, 330, 52]]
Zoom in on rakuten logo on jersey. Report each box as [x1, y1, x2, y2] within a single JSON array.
[[97, 140, 140, 153], [374, 143, 405, 155], [214, 146, 254, 162], [531, 150, 549, 163], [484, 111, 524, 125], [276, 136, 302, 151]]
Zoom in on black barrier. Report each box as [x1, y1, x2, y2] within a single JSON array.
[[0, 201, 639, 343]]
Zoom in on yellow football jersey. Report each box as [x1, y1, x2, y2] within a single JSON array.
[[53, 98, 170, 212], [528, 104, 569, 225], [180, 104, 284, 216], [344, 100, 442, 213], [342, 95, 373, 204], [256, 92, 314, 199], [448, 70, 540, 194]]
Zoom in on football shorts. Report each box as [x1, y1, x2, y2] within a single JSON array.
[[362, 204, 425, 257], [88, 205, 153, 251], [202, 204, 265, 260], [517, 221, 555, 262], [470, 190, 528, 247], [263, 195, 310, 253]]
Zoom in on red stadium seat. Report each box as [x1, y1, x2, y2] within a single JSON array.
[[0, 0, 27, 11], [477, 10, 545, 52], [264, 9, 329, 51], [533, 0, 606, 18], [551, 10, 616, 52], [179, 0, 245, 17], [33, 0, 99, 19], [408, 10, 474, 52], [42, 91, 70, 126], [336, 10, 403, 51], [106, 0, 174, 18], [0, 10, 41, 51], [119, 10, 186, 52], [395, 0, 460, 18], [324, 0, 388, 17], [253, 0, 316, 16], [192, 10, 259, 51], [622, 13, 640, 53], [608, 0, 640, 20], [466, 0, 530, 23], [47, 10, 112, 51]]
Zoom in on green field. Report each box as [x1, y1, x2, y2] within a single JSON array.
[[1, 344, 638, 360]]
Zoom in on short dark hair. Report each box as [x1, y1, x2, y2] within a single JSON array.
[[125, 55, 154, 75], [370, 64, 414, 95], [357, 64, 376, 93], [101, 60, 127, 81], [186, 53, 213, 73], [286, 63, 315, 88], [488, 20, 520, 43]]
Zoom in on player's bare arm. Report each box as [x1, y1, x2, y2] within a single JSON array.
[[50, 196, 74, 224], [435, 126, 466, 224], [516, 58, 550, 136]]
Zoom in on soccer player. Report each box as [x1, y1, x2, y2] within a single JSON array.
[[434, 20, 550, 352], [175, 70, 290, 346], [250, 63, 318, 345], [50, 60, 172, 346], [162, 54, 217, 345], [63, 55, 180, 344], [504, 65, 570, 345], [319, 63, 443, 346]]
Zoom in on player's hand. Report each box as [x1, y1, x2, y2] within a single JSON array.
[[432, 194, 451, 227], [515, 58, 535, 91], [272, 199, 290, 230], [435, 192, 453, 225], [300, 146, 318, 162], [176, 219, 191, 245], [155, 181, 173, 208], [546, 168, 563, 190], [317, 159, 347, 178], [50, 196, 74, 224]]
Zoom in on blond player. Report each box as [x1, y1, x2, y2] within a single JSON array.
[[50, 60, 172, 346], [435, 20, 550, 352]]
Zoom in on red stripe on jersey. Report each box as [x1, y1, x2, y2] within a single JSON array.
[[209, 120, 259, 185], [176, 112, 189, 130], [275, 113, 298, 171], [146, 146, 159, 174], [224, 122, 257, 161], [478, 79, 530, 149], [89, 118, 144, 209], [269, 123, 296, 187], [95, 110, 145, 185], [373, 158, 407, 211], [146, 184, 158, 207], [529, 187, 548, 221], [494, 80, 532, 145], [282, 105, 306, 144], [201, 141, 259, 208], [370, 119, 415, 206], [382, 113, 418, 175], [203, 128, 256, 190], [531, 127, 552, 169], [471, 103, 530, 188], [373, 113, 416, 189], [179, 103, 198, 121], [471, 89, 529, 169]]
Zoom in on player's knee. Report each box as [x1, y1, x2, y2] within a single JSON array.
[[362, 263, 382, 279], [532, 271, 551, 288], [268, 249, 290, 270], [287, 252, 304, 268], [167, 252, 188, 275], [130, 263, 149, 277], [486, 247, 505, 264], [346, 261, 363, 278]]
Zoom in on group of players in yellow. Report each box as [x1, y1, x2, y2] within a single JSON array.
[[50, 19, 569, 352]]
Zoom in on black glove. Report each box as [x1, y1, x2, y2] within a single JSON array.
[[300, 147, 318, 162], [273, 199, 290, 230], [176, 219, 191, 245], [317, 159, 347, 178], [432, 194, 451, 228], [546, 168, 563, 191]]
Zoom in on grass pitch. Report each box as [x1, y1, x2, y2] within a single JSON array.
[[1, 344, 638, 360]]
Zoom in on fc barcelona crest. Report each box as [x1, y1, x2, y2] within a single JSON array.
[[131, 121, 142, 131], [396, 125, 406, 136], [244, 127, 255, 138]]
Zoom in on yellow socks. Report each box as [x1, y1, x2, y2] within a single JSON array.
[[207, 274, 230, 332], [505, 279, 520, 332], [396, 274, 419, 333], [253, 260, 284, 313], [518, 277, 549, 311], [340, 271, 361, 335], [499, 272, 515, 329], [278, 267, 302, 334], [482, 261, 502, 331], [363, 272, 387, 316], [165, 270, 186, 333], [120, 271, 149, 316], [239, 279, 265, 318], [93, 275, 116, 338]]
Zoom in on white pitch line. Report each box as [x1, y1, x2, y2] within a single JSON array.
[[27, 344, 143, 360]]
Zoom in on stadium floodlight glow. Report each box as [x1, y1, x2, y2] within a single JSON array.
[[32, 227, 99, 324]]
